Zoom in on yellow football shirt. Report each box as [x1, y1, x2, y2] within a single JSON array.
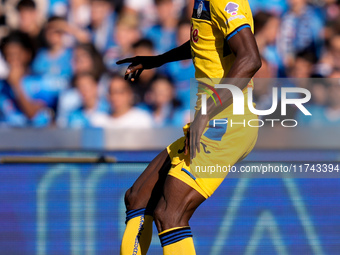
[[190, 0, 254, 115], [191, 0, 254, 79]]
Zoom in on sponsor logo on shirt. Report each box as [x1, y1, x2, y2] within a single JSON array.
[[227, 15, 245, 23], [225, 2, 239, 16], [191, 24, 199, 43]]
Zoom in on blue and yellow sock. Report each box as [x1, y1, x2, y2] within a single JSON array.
[[120, 208, 153, 255], [159, 226, 196, 255]]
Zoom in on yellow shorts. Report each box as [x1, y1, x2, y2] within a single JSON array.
[[166, 113, 258, 199]]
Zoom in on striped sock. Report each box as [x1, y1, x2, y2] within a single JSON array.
[[159, 226, 196, 255], [120, 208, 153, 255]]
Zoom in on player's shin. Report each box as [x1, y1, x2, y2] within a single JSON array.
[[120, 208, 153, 255], [159, 226, 196, 255]]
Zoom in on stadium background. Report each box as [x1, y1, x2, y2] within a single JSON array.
[[1, 0, 340, 254]]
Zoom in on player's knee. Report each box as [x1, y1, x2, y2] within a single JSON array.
[[154, 204, 184, 232]]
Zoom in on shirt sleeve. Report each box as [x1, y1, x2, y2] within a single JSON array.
[[211, 0, 251, 40]]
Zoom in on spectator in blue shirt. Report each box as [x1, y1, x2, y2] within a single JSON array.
[[57, 43, 109, 126], [104, 14, 141, 71], [277, 0, 324, 77], [88, 0, 116, 53], [143, 0, 178, 54], [66, 72, 109, 128], [0, 31, 52, 127], [32, 16, 73, 78], [143, 75, 189, 127], [92, 74, 153, 129]]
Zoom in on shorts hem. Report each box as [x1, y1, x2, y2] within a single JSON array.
[[168, 172, 209, 199]]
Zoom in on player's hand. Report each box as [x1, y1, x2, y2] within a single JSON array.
[[185, 114, 209, 161], [116, 56, 163, 81]]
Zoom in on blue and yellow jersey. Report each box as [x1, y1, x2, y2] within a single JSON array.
[[191, 0, 254, 79], [190, 0, 255, 114]]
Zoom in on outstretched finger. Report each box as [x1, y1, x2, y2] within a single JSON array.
[[116, 58, 135, 65]]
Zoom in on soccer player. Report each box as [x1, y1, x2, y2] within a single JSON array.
[[117, 0, 262, 254]]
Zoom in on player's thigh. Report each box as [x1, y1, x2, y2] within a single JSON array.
[[125, 149, 171, 210], [154, 175, 206, 232]]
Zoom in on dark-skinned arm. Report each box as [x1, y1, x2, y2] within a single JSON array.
[[116, 40, 191, 81], [188, 27, 262, 159]]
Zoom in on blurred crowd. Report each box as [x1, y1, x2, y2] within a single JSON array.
[[0, 0, 339, 128]]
